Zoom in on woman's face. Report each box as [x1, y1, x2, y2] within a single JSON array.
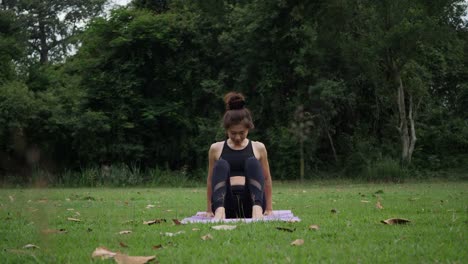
[[227, 124, 249, 146]]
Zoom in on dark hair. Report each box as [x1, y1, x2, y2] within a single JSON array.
[[222, 92, 254, 129]]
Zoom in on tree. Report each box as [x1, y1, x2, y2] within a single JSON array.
[[0, 9, 25, 82], [0, 81, 37, 176], [130, 0, 168, 13], [340, 0, 467, 165], [307, 79, 356, 165], [1, 0, 106, 64], [291, 105, 314, 182], [1, 0, 466, 180], [73, 6, 221, 168]]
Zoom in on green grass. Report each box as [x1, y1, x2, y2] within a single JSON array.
[[1, 181, 467, 263]]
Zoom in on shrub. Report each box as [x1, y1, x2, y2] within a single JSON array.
[[363, 158, 408, 183]]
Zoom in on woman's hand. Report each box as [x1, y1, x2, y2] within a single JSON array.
[[263, 209, 273, 216], [204, 211, 214, 217]]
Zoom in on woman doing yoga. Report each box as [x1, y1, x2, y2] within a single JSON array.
[[206, 92, 273, 220]]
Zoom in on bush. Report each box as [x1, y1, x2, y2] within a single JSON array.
[[52, 164, 205, 187], [147, 166, 202, 187], [266, 126, 300, 180], [362, 158, 408, 183]]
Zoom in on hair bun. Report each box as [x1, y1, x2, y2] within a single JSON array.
[[228, 98, 245, 110], [222, 91, 254, 129], [224, 92, 246, 110]]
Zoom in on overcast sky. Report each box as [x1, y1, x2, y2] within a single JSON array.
[[110, 0, 132, 7]]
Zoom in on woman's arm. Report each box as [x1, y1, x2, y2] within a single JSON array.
[[206, 144, 217, 215], [258, 142, 273, 215]]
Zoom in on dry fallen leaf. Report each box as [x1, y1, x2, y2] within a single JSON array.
[[114, 253, 156, 264], [211, 225, 237, 230], [91, 247, 155, 264], [376, 200, 384, 209], [67, 208, 74, 211], [152, 244, 163, 250], [118, 230, 132, 235], [145, 204, 155, 209], [143, 219, 166, 225], [308, 225, 320, 231], [67, 217, 81, 222], [361, 200, 370, 203], [119, 241, 128, 248], [23, 244, 40, 249], [9, 195, 15, 202], [172, 219, 182, 225], [91, 247, 117, 259], [381, 218, 411, 225], [192, 228, 200, 231], [201, 234, 213, 240], [291, 239, 304, 246]]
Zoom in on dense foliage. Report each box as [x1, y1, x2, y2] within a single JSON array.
[[0, 0, 467, 184]]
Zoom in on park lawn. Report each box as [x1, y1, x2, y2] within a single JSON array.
[[0, 181, 466, 263]]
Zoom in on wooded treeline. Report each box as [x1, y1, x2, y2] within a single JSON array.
[[1, 0, 467, 183]]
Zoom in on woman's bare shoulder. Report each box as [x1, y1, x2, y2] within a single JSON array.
[[209, 141, 224, 156], [252, 141, 267, 151], [210, 141, 224, 150], [209, 141, 224, 159]]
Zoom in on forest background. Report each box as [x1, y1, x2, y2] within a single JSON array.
[[1, 0, 467, 186]]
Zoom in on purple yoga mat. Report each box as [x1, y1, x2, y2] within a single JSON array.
[[181, 210, 300, 224]]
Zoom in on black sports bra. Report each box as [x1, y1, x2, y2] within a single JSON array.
[[219, 140, 255, 176]]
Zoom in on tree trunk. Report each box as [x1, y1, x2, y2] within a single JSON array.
[[394, 64, 419, 165], [395, 69, 410, 164], [39, 20, 49, 64], [300, 139, 304, 182], [326, 129, 338, 164], [407, 93, 417, 163]]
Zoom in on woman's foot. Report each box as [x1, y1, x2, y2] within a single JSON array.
[[252, 205, 263, 219], [213, 207, 225, 220]]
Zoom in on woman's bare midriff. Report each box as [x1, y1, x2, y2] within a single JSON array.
[[230, 176, 245, 186]]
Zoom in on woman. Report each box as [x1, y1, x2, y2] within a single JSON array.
[[206, 92, 273, 220]]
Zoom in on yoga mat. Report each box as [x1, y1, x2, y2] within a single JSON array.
[[181, 210, 300, 224]]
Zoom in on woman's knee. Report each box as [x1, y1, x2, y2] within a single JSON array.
[[213, 159, 230, 174], [245, 157, 263, 177], [245, 157, 261, 170], [245, 157, 264, 188]]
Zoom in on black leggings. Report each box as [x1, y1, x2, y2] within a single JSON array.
[[211, 157, 265, 218]]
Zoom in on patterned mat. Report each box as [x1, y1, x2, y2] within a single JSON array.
[[181, 210, 300, 224]]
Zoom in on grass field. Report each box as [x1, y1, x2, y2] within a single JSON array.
[[1, 181, 467, 263]]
